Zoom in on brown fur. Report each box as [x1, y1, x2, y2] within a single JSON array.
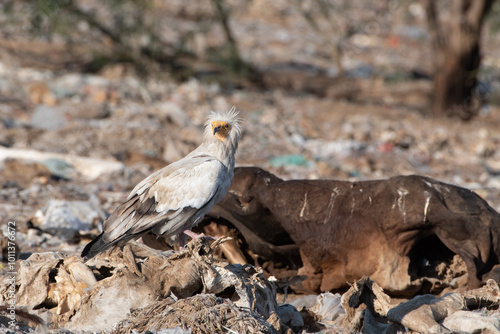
[[210, 167, 500, 294]]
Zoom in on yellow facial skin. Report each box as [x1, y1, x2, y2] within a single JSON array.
[[212, 121, 230, 142]]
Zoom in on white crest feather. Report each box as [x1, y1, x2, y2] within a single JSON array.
[[204, 106, 242, 147]]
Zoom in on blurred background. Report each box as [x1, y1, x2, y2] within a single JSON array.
[[1, 0, 500, 225]]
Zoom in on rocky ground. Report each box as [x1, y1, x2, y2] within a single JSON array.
[[1, 1, 500, 333]]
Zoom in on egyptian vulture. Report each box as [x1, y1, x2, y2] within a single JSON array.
[[82, 108, 241, 260]]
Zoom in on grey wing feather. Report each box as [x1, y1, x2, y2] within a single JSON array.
[[101, 156, 230, 245], [102, 194, 183, 243]]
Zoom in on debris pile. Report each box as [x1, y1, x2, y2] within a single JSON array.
[[0, 238, 303, 333], [340, 277, 500, 333], [4, 253, 500, 333]]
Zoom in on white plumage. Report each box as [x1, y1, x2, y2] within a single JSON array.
[[82, 107, 241, 260]]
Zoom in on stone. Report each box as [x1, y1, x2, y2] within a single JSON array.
[[41, 197, 106, 240], [30, 105, 67, 131]]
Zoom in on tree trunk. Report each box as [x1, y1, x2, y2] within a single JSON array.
[[424, 0, 495, 120]]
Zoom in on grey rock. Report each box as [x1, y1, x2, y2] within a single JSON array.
[[41, 197, 106, 240], [42, 158, 75, 180], [30, 105, 67, 131]]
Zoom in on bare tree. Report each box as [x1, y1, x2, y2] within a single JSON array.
[[424, 0, 495, 120]]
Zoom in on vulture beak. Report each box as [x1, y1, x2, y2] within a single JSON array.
[[211, 121, 230, 139]]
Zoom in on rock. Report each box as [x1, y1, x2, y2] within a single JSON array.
[[0, 147, 125, 181], [42, 158, 75, 180], [41, 197, 106, 240], [30, 105, 67, 131]]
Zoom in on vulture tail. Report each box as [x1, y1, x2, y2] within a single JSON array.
[[81, 232, 113, 261]]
